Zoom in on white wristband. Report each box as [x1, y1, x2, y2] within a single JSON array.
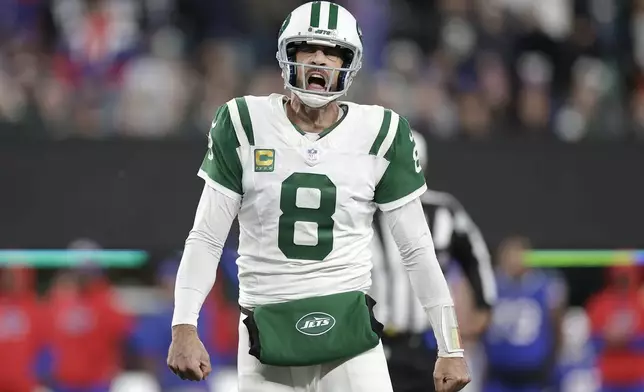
[[427, 304, 465, 357]]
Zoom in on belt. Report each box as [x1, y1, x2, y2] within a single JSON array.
[[239, 306, 252, 316]]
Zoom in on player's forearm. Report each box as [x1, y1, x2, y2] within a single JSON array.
[[172, 185, 240, 327], [382, 198, 463, 357], [382, 198, 453, 307]]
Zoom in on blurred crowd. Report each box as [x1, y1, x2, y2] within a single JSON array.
[[1, 236, 644, 392], [0, 245, 242, 392], [3, 0, 644, 141]]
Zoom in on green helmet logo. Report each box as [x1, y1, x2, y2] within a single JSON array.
[[279, 13, 292, 36]]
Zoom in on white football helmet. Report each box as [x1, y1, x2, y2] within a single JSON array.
[[277, 1, 363, 108]]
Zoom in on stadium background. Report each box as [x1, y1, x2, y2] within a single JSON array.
[[1, 0, 643, 390]]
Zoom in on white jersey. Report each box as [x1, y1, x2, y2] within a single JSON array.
[[199, 94, 426, 308]]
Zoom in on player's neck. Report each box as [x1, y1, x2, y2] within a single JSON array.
[[287, 96, 340, 134]]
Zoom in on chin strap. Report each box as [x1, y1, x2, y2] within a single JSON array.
[[292, 89, 340, 108]]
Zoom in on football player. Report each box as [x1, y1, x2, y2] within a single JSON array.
[[482, 237, 567, 392], [167, 2, 470, 391]]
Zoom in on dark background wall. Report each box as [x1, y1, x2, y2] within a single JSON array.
[[2, 140, 642, 251]]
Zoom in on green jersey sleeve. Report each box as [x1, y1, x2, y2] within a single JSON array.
[[198, 104, 244, 198], [374, 115, 427, 211]]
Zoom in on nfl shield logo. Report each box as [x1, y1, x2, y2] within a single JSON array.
[[306, 147, 320, 164]]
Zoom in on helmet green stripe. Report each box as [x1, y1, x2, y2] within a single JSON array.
[[328, 3, 339, 29], [310, 1, 321, 28]]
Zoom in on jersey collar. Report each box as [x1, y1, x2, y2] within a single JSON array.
[[273, 94, 349, 141]]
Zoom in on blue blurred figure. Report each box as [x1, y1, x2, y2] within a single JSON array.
[[482, 236, 567, 392], [0, 0, 42, 42], [131, 256, 214, 392], [556, 308, 600, 392]]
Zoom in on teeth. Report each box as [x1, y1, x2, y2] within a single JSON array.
[[308, 72, 326, 84]]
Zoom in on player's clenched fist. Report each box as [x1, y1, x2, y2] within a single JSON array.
[[167, 325, 212, 381], [433, 356, 471, 392]]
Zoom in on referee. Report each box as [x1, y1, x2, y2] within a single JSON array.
[[370, 130, 498, 392]]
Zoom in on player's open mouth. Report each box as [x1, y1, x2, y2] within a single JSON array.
[[306, 72, 328, 91]]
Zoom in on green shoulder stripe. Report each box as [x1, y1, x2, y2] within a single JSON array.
[[200, 105, 243, 195], [384, 116, 412, 161], [369, 109, 392, 156], [374, 115, 426, 208], [235, 97, 255, 146]]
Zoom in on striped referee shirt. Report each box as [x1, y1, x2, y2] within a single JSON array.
[[370, 190, 497, 334]]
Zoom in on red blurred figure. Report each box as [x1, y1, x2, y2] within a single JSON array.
[[0, 266, 47, 392], [208, 279, 239, 360], [587, 265, 644, 391], [46, 268, 132, 391]]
